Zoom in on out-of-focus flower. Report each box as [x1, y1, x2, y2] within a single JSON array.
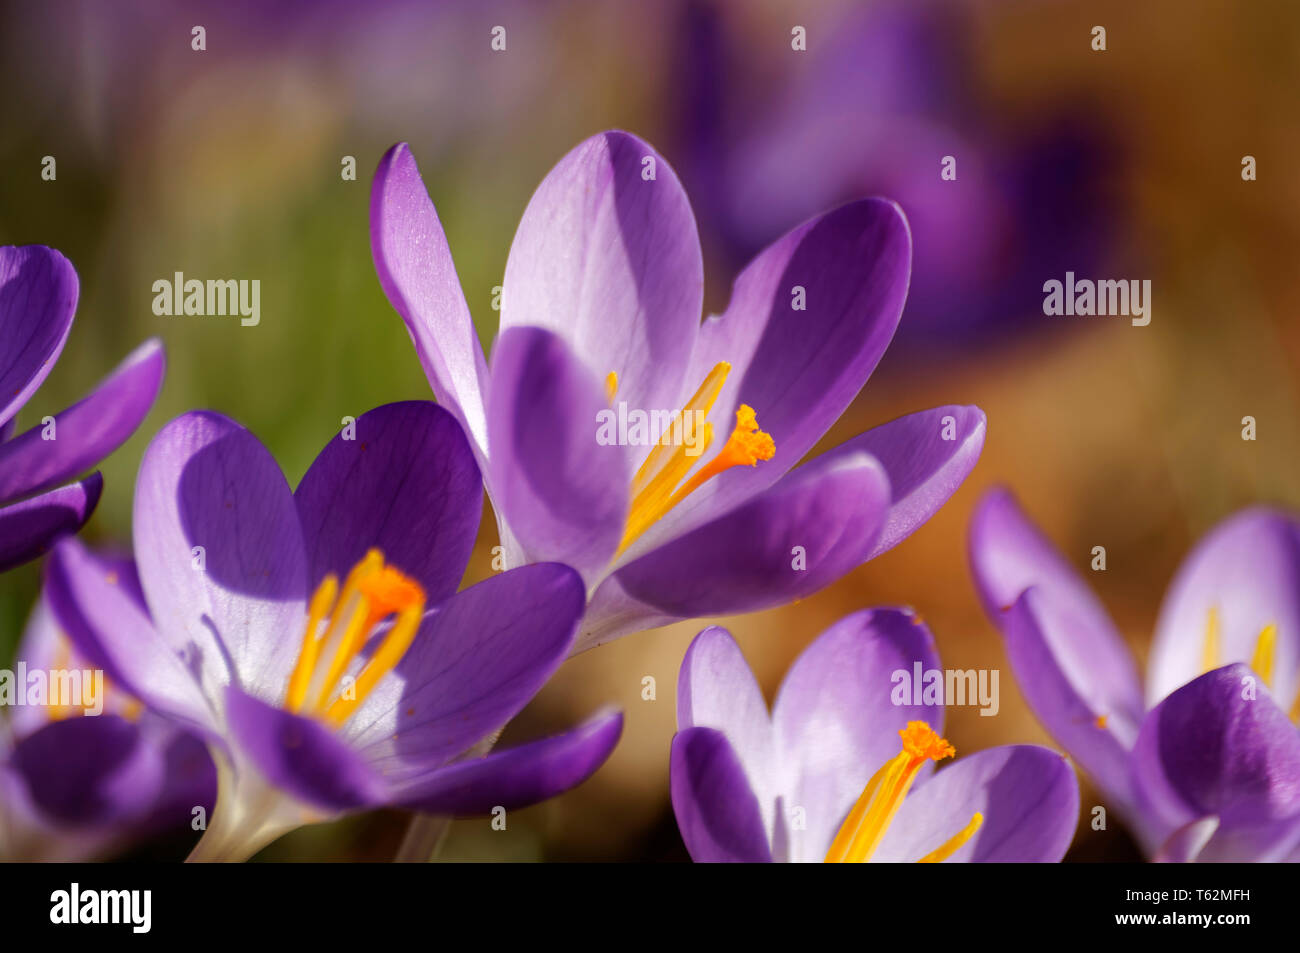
[[669, 611, 1079, 862], [370, 131, 986, 650], [0, 246, 164, 572], [970, 491, 1300, 861], [671, 0, 1117, 351], [0, 556, 214, 861], [43, 401, 622, 862]]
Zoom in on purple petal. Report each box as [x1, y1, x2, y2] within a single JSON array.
[[342, 563, 585, 776], [0, 472, 101, 574], [10, 716, 158, 828], [1148, 507, 1300, 710], [487, 326, 630, 579], [874, 745, 1079, 862], [968, 489, 1144, 747], [133, 411, 308, 705], [11, 711, 215, 842], [772, 608, 943, 863], [500, 130, 703, 418], [0, 246, 77, 429], [677, 627, 777, 838], [370, 143, 490, 457], [389, 709, 623, 814], [827, 404, 986, 560], [993, 588, 1139, 820], [9, 596, 65, 738], [44, 538, 216, 735], [582, 450, 889, 649], [649, 198, 911, 544], [670, 726, 773, 862], [0, 339, 164, 506], [225, 688, 387, 812], [14, 557, 153, 737], [1152, 816, 1220, 863], [1131, 663, 1300, 862], [294, 401, 481, 602]]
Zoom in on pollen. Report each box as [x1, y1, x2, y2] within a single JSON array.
[[615, 362, 774, 555], [285, 549, 426, 727], [899, 721, 956, 762], [824, 720, 975, 864]]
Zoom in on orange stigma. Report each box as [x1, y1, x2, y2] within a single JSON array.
[[824, 721, 982, 863], [285, 549, 426, 727], [616, 362, 774, 554]]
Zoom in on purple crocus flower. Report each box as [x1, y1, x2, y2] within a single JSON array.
[[370, 131, 986, 651], [0, 558, 215, 861], [669, 610, 1079, 862], [42, 400, 623, 861], [0, 245, 165, 572], [969, 490, 1300, 861], [669, 0, 1117, 352]]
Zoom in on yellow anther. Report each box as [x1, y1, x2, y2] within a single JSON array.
[[1201, 607, 1220, 674], [825, 721, 956, 864], [917, 812, 984, 863], [615, 360, 774, 556], [285, 550, 425, 725], [1251, 623, 1277, 688]]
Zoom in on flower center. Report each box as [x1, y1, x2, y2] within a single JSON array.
[[285, 549, 426, 727], [610, 362, 775, 555], [1200, 607, 1297, 721], [824, 721, 984, 863]]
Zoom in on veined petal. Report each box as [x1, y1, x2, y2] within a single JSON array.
[[992, 588, 1139, 820], [830, 404, 986, 560], [677, 627, 778, 840], [872, 745, 1079, 863], [1131, 663, 1300, 862], [225, 688, 388, 813], [0, 246, 77, 429], [370, 143, 490, 458], [1148, 507, 1300, 710], [0, 473, 102, 574], [645, 198, 911, 546], [773, 608, 943, 863], [670, 726, 773, 862], [44, 538, 216, 735], [969, 489, 1144, 746], [388, 709, 623, 814], [0, 339, 164, 505], [294, 401, 481, 603], [487, 326, 630, 579], [342, 563, 585, 777], [578, 450, 889, 651], [133, 411, 309, 706], [500, 130, 703, 418]]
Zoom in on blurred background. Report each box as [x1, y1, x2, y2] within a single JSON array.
[[1, 0, 1298, 861]]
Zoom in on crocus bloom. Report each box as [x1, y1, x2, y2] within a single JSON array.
[[0, 245, 165, 572], [0, 561, 215, 861], [43, 400, 623, 861], [370, 130, 986, 651], [669, 611, 1079, 862], [969, 490, 1300, 861]]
